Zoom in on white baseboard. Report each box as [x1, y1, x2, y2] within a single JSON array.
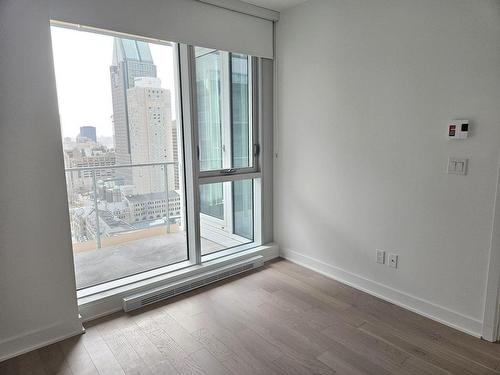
[[280, 248, 483, 338], [0, 317, 84, 362]]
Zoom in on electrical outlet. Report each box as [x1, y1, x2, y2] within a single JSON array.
[[376, 250, 385, 264], [388, 254, 398, 268]]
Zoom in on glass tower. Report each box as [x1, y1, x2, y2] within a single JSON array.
[[110, 38, 157, 183]]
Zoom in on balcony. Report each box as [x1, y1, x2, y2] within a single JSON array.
[[65, 162, 250, 290]]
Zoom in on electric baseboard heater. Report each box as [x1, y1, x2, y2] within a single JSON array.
[[123, 255, 264, 312]]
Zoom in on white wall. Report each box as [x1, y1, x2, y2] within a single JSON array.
[[49, 0, 274, 59], [0, 0, 83, 361], [0, 0, 275, 360], [275, 0, 500, 335]]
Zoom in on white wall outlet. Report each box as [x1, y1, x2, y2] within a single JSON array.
[[388, 254, 398, 268], [376, 250, 385, 264]]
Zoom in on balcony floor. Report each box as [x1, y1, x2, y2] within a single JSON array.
[[73, 232, 225, 289]]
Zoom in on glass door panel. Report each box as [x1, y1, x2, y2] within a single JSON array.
[[200, 179, 254, 256]]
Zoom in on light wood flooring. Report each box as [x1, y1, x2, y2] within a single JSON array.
[[2, 258, 500, 374]]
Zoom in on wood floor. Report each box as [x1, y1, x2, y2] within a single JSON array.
[[2, 259, 500, 375]]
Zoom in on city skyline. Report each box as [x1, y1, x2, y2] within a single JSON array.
[[55, 25, 184, 256], [50, 26, 177, 139]]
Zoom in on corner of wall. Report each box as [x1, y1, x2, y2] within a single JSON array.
[[0, 316, 83, 362], [280, 247, 483, 337]]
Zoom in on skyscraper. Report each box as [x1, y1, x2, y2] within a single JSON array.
[[127, 77, 174, 195], [110, 38, 157, 183]]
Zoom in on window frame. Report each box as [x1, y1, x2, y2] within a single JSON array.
[[183, 45, 263, 263], [192, 49, 260, 179], [51, 21, 197, 289], [51, 22, 268, 301]]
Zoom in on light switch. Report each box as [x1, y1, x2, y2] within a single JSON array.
[[448, 157, 468, 175]]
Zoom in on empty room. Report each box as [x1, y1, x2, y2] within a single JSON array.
[[2, 0, 500, 373]]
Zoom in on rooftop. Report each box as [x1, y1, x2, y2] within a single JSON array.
[[125, 191, 179, 203]]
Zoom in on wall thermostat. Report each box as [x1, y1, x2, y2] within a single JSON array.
[[448, 120, 469, 140]]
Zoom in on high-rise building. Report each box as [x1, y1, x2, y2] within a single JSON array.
[[78, 126, 97, 143], [110, 38, 157, 183], [64, 146, 116, 195], [127, 77, 174, 195]]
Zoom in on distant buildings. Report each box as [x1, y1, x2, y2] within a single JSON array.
[[78, 126, 97, 143], [70, 191, 181, 242], [124, 191, 181, 223], [70, 206, 132, 243], [63, 140, 116, 195]]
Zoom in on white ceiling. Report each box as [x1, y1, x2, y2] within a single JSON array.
[[241, 0, 309, 12]]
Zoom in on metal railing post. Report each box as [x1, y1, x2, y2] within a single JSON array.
[[92, 169, 102, 249], [164, 163, 171, 234]]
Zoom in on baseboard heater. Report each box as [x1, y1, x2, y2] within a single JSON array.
[[123, 255, 264, 312]]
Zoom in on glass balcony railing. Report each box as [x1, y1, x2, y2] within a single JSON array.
[[64, 162, 188, 289], [64, 161, 256, 290]]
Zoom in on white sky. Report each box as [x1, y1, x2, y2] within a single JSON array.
[[50, 26, 177, 139]]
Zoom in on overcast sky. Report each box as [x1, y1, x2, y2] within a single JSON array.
[[50, 26, 177, 139]]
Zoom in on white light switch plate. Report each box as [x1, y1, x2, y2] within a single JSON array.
[[447, 157, 468, 175]]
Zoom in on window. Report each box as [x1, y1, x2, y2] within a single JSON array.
[[231, 53, 251, 169], [194, 47, 259, 257], [195, 47, 255, 175], [51, 25, 188, 289], [50, 22, 263, 292], [196, 48, 224, 172]]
